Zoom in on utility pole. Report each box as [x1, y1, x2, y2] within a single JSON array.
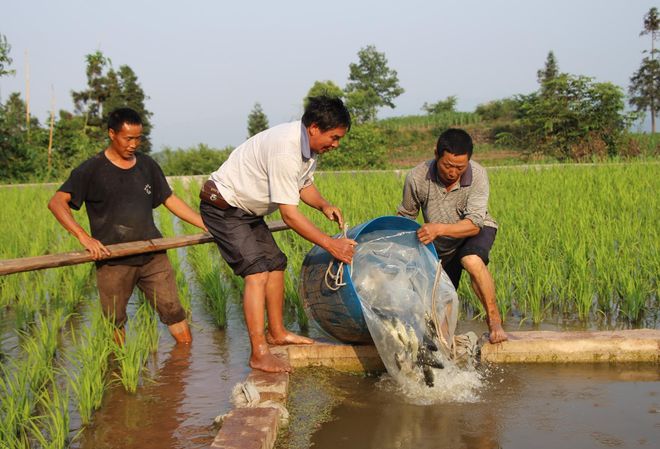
[[48, 85, 55, 172], [24, 49, 30, 142]]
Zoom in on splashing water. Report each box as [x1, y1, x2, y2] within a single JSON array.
[[352, 230, 483, 403]]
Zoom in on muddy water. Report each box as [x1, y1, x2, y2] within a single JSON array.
[[70, 297, 255, 449], [280, 317, 660, 449], [291, 363, 659, 449]]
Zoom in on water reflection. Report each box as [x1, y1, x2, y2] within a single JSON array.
[[75, 343, 192, 449], [305, 363, 660, 449], [70, 286, 253, 448]]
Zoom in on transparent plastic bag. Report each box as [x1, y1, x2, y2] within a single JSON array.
[[352, 230, 459, 388]]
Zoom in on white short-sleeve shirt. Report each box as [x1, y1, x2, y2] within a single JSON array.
[[209, 121, 316, 216]]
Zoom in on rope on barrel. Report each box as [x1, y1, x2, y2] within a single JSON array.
[[324, 223, 352, 291]]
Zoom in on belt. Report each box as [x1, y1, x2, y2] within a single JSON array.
[[200, 180, 231, 210]]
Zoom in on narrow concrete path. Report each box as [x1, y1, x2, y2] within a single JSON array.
[[480, 329, 660, 363]]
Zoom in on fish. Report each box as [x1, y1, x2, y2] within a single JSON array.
[[422, 365, 435, 387], [371, 305, 447, 387]]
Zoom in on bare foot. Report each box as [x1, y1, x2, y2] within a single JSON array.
[[488, 321, 508, 344], [266, 330, 315, 346], [249, 350, 292, 373]]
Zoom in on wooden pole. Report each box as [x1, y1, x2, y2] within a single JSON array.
[[0, 221, 290, 276]]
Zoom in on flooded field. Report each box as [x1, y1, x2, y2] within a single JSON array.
[[1, 164, 658, 448], [0, 289, 253, 449], [1, 282, 658, 448], [67, 297, 253, 449]]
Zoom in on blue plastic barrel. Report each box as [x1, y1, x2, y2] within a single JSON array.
[[299, 215, 438, 344]]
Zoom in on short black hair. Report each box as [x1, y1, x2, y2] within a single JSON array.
[[107, 108, 142, 133], [302, 96, 351, 132], [436, 128, 473, 159]]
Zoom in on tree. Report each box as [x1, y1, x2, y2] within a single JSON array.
[[422, 96, 457, 115], [304, 81, 344, 108], [72, 51, 111, 126], [641, 7, 659, 54], [0, 93, 48, 181], [71, 51, 153, 150], [0, 33, 15, 78], [247, 102, 269, 137], [629, 59, 660, 133], [344, 45, 404, 123], [104, 65, 153, 151], [537, 51, 559, 87], [515, 74, 631, 159], [629, 7, 660, 133], [50, 111, 101, 173]]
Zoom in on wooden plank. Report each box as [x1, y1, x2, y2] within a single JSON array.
[[0, 220, 289, 276]]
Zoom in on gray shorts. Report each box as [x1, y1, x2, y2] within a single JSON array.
[[442, 226, 497, 289], [200, 201, 287, 277], [95, 252, 185, 326]]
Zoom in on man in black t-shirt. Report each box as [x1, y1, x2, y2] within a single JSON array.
[[48, 108, 206, 344]]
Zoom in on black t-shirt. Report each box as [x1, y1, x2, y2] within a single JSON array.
[[59, 151, 172, 266]]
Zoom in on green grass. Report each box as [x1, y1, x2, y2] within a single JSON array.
[[377, 112, 481, 131]]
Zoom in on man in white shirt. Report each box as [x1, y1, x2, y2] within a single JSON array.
[[201, 96, 357, 373]]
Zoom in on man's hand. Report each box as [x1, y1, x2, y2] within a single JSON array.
[[417, 223, 444, 245], [78, 233, 111, 260], [324, 237, 357, 264], [487, 320, 508, 344], [48, 191, 111, 260], [321, 205, 344, 229]]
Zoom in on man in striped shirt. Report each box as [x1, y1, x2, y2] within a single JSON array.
[[397, 128, 507, 343]]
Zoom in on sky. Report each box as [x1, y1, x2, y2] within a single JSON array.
[[1, 0, 657, 151]]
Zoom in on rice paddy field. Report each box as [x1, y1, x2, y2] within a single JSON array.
[[0, 161, 658, 448]]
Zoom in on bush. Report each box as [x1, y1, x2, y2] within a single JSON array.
[[317, 124, 388, 170], [153, 144, 233, 176], [475, 98, 521, 122]]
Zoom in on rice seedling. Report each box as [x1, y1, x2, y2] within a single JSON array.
[[0, 359, 32, 447], [156, 207, 192, 314], [19, 309, 67, 391], [51, 264, 93, 313], [27, 376, 71, 449], [1, 162, 658, 352], [64, 305, 113, 425], [167, 163, 658, 327], [186, 242, 228, 328], [111, 299, 160, 393]]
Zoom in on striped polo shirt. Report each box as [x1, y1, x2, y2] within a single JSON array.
[[397, 159, 497, 258]]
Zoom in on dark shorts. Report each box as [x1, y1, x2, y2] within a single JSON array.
[[441, 226, 497, 289], [95, 252, 185, 326], [200, 201, 287, 277]]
